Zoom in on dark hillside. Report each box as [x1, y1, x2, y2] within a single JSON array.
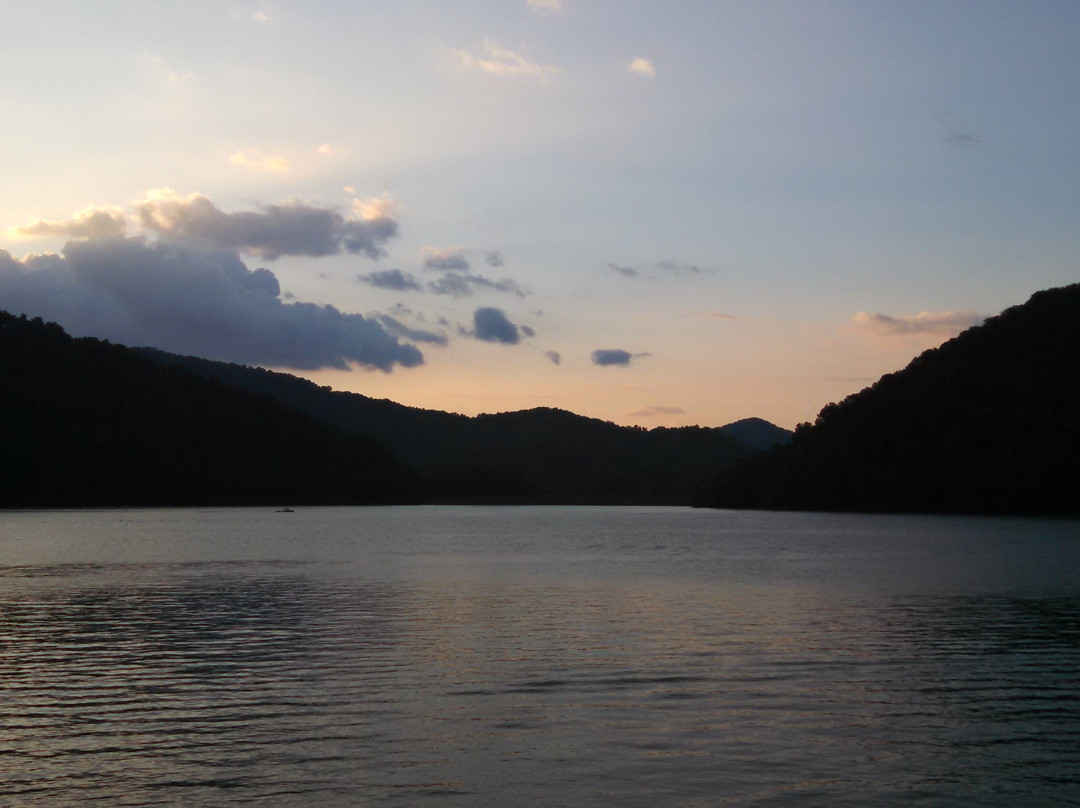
[[718, 417, 793, 451], [0, 312, 411, 507], [707, 284, 1080, 515], [140, 350, 769, 503]]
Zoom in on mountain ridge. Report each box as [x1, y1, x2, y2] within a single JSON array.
[[706, 283, 1080, 515], [137, 348, 791, 503], [0, 308, 791, 507], [0, 311, 412, 507]]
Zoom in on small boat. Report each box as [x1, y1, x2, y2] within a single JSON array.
[[276, 507, 294, 513]]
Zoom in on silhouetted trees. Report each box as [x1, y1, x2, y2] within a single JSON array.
[[140, 350, 784, 504], [0, 310, 793, 507], [0, 312, 413, 507], [706, 284, 1080, 516]]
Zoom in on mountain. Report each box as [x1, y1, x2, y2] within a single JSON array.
[[706, 283, 1080, 515], [138, 349, 783, 504], [718, 417, 793, 451], [0, 312, 412, 507]]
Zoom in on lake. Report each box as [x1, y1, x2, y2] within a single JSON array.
[[1, 505, 1079, 806]]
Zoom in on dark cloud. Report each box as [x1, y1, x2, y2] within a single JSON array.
[[654, 260, 709, 275], [136, 190, 399, 260], [471, 306, 530, 345], [485, 250, 505, 267], [375, 314, 448, 345], [0, 238, 423, 371], [609, 260, 712, 279], [945, 132, 980, 148], [426, 272, 528, 298], [544, 349, 561, 365], [423, 247, 471, 272], [608, 262, 638, 278], [591, 349, 633, 366], [358, 268, 422, 291]]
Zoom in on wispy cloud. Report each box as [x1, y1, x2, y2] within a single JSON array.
[[609, 260, 712, 279], [427, 273, 529, 298], [358, 269, 422, 291], [375, 314, 447, 346], [421, 246, 527, 297], [527, 0, 562, 12], [627, 57, 656, 78], [450, 40, 560, 81], [945, 132, 981, 148], [544, 349, 561, 365], [851, 309, 983, 336], [229, 147, 291, 173], [141, 53, 195, 88], [628, 405, 685, 417], [608, 262, 638, 278]]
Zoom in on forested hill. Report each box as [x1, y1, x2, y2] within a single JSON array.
[[139, 350, 789, 504], [0, 311, 412, 507], [706, 283, 1080, 515]]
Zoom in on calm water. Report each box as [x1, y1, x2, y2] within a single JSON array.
[[1, 506, 1079, 806]]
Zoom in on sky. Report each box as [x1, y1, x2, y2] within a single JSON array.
[[2, 1, 1079, 429]]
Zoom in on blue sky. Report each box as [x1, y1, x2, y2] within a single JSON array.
[[2, 1, 1078, 428]]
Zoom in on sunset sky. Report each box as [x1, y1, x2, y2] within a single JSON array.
[[2, 1, 1078, 429]]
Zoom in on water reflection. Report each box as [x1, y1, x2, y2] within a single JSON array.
[[0, 563, 414, 806], [0, 511, 1078, 806]]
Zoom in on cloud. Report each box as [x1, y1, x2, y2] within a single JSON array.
[[229, 147, 291, 173], [627, 57, 656, 78], [423, 247, 471, 272], [544, 349, 561, 365], [470, 307, 531, 344], [0, 238, 423, 371], [417, 248, 524, 296], [945, 132, 980, 148], [851, 310, 984, 336], [628, 405, 686, 417], [141, 53, 195, 88], [591, 349, 633, 366], [450, 40, 560, 81], [527, 0, 561, 11], [358, 268, 422, 291], [654, 260, 709, 275], [7, 205, 128, 240], [375, 314, 447, 345], [136, 189, 399, 260], [427, 272, 528, 298], [609, 260, 712, 279]]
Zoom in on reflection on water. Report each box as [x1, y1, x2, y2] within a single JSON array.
[[0, 508, 1078, 806]]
